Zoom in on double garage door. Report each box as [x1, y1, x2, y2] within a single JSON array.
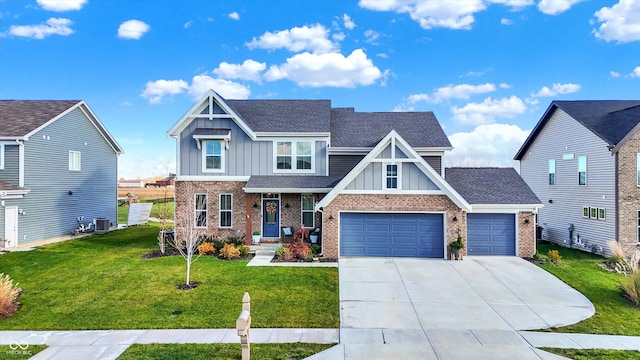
[[340, 212, 516, 258]]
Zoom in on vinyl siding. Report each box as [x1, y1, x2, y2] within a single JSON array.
[[345, 162, 438, 191], [423, 156, 441, 174], [329, 155, 364, 177], [520, 108, 615, 252], [0, 107, 118, 245], [0, 145, 20, 184]]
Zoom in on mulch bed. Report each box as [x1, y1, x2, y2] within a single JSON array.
[[523, 257, 546, 265], [175, 282, 199, 290], [142, 249, 255, 261], [271, 257, 337, 263]]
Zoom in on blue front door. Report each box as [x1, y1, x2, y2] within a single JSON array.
[[263, 199, 280, 238]]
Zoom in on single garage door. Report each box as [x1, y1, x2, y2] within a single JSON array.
[[467, 213, 515, 255], [340, 213, 444, 258]]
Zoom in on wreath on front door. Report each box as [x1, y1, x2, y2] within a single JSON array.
[[266, 201, 277, 215]]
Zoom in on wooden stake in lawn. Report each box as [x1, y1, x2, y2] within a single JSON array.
[[171, 184, 207, 288]]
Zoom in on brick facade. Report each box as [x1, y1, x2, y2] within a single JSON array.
[[617, 130, 640, 256], [518, 211, 536, 257]]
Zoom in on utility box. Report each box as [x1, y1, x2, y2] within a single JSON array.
[[95, 218, 110, 234]]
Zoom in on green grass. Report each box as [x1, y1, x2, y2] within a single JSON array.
[[117, 202, 174, 225], [0, 226, 339, 330], [541, 348, 640, 360], [0, 345, 47, 360], [118, 343, 334, 360], [536, 243, 640, 335]]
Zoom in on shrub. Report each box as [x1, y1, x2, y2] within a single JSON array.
[[287, 240, 311, 260], [238, 245, 249, 257], [621, 275, 640, 306], [197, 242, 216, 255], [0, 273, 20, 318], [213, 239, 226, 253], [609, 240, 626, 263], [219, 243, 240, 260], [226, 236, 244, 247], [275, 246, 293, 261], [310, 244, 321, 257], [548, 249, 562, 265]]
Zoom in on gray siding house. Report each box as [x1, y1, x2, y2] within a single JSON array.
[[515, 100, 640, 256], [0, 100, 123, 248], [169, 90, 541, 259]]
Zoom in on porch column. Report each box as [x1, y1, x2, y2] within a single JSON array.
[[245, 194, 253, 245]]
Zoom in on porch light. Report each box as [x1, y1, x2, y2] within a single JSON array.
[[285, 203, 290, 208], [253, 203, 258, 208], [452, 216, 458, 222], [329, 214, 334, 220]]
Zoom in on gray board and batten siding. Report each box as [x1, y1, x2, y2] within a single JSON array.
[[345, 161, 440, 191], [0, 107, 118, 245], [179, 118, 327, 176], [519, 108, 615, 251], [329, 155, 442, 178]]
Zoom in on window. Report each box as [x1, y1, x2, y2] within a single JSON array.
[[590, 207, 597, 219], [548, 159, 556, 185], [194, 194, 208, 228], [583, 207, 589, 218], [578, 156, 587, 185], [637, 153, 640, 187], [301, 194, 314, 228], [386, 164, 398, 189], [69, 151, 81, 171], [598, 208, 606, 221], [219, 194, 232, 228], [203, 140, 223, 172], [275, 141, 313, 172]]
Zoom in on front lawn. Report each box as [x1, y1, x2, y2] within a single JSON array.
[[537, 243, 640, 335], [118, 343, 334, 360], [0, 226, 339, 330], [541, 348, 640, 360]]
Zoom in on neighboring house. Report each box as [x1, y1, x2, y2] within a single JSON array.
[[0, 100, 123, 248], [168, 90, 541, 259], [515, 100, 640, 256], [118, 179, 146, 188]]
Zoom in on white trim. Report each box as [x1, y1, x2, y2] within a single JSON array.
[[316, 130, 471, 211], [383, 163, 400, 190], [219, 193, 233, 228], [68, 150, 81, 171], [194, 193, 208, 228], [244, 187, 331, 194], [256, 132, 331, 138], [176, 176, 250, 182], [273, 140, 315, 174], [17, 140, 24, 188], [341, 189, 444, 195], [578, 155, 587, 186], [176, 136, 181, 177], [470, 204, 543, 213], [328, 147, 452, 155], [201, 139, 225, 173], [0, 144, 4, 170], [301, 194, 315, 228]]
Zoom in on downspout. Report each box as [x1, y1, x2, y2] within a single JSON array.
[[614, 150, 619, 243], [16, 139, 24, 188], [316, 206, 324, 256]]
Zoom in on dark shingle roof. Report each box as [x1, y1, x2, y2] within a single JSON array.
[[0, 100, 80, 137], [226, 99, 331, 133], [445, 167, 541, 205], [515, 100, 640, 159], [331, 109, 452, 148], [245, 175, 342, 191]]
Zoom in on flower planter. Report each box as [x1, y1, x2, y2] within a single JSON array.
[[252, 235, 261, 244], [310, 235, 318, 244]]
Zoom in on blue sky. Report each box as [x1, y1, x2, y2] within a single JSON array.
[[2, 0, 639, 179]]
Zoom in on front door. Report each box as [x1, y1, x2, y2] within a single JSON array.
[[4, 206, 18, 247], [262, 199, 280, 238]]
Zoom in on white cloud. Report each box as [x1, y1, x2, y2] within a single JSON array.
[[245, 24, 336, 53], [184, 20, 193, 29], [187, 76, 250, 99], [501, 18, 513, 25], [610, 70, 621, 78], [499, 83, 511, 89], [451, 96, 527, 125], [537, 0, 584, 15], [228, 12, 240, 20], [140, 79, 189, 104], [409, 83, 497, 104], [8, 17, 73, 39], [343, 14, 356, 29], [364, 29, 380, 44], [213, 59, 266, 82], [118, 20, 150, 40], [531, 82, 581, 97], [264, 49, 383, 88], [594, 0, 640, 43], [118, 153, 176, 180], [37, 0, 87, 11], [446, 123, 531, 168], [632, 66, 640, 78]]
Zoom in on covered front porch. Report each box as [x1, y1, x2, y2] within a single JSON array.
[[243, 175, 341, 246]]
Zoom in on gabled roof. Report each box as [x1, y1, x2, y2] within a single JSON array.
[[316, 130, 470, 211], [244, 175, 342, 193], [445, 167, 541, 205], [515, 100, 640, 160], [227, 99, 331, 133], [0, 100, 123, 154], [330, 109, 452, 149]]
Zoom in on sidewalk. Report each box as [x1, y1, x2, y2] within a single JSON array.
[[1, 328, 339, 360]]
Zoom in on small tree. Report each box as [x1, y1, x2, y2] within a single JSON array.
[[170, 183, 207, 287]]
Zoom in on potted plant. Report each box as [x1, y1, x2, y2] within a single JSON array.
[[252, 230, 261, 245], [309, 229, 319, 244], [450, 228, 465, 260]]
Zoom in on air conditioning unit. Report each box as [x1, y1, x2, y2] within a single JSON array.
[[95, 218, 110, 234]]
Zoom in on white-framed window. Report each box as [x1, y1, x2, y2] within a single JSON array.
[[301, 194, 314, 228], [194, 193, 208, 228], [590, 206, 597, 219], [219, 193, 232, 228], [0, 144, 5, 170], [583, 207, 589, 218], [203, 140, 224, 173], [386, 164, 398, 189], [274, 141, 313, 172], [548, 159, 555, 185], [578, 156, 587, 186], [598, 208, 606, 221], [69, 151, 81, 171]]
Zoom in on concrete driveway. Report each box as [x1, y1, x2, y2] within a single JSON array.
[[321, 256, 595, 360]]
